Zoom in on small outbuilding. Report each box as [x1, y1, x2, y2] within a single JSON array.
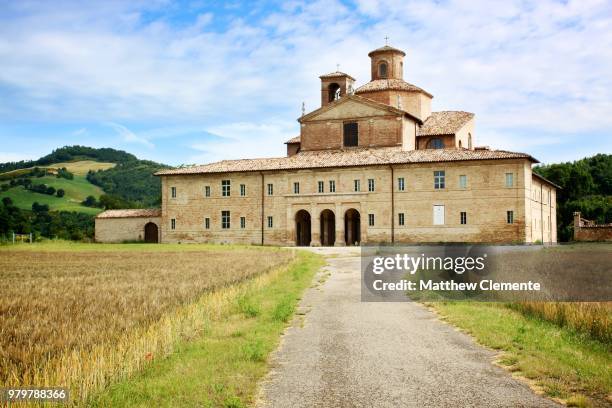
[[95, 209, 161, 243]]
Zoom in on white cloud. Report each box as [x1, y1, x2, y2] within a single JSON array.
[[105, 122, 153, 148], [0, 0, 611, 163], [188, 119, 297, 163]]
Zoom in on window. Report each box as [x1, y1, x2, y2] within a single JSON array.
[[221, 211, 230, 229], [171, 218, 176, 230], [368, 178, 375, 192], [171, 187, 176, 198], [398, 213, 405, 226], [507, 210, 514, 224], [460, 211, 467, 225], [318, 181, 324, 193], [205, 186, 210, 197], [205, 218, 210, 229], [368, 213, 375, 226], [434, 171, 445, 189], [398, 177, 405, 191], [379, 62, 388, 78], [240, 216, 246, 229], [459, 175, 467, 189], [329, 180, 336, 193], [428, 138, 444, 149], [221, 180, 231, 197], [267, 216, 273, 228], [354, 179, 360, 192], [293, 182, 300, 194], [459, 140, 463, 148], [240, 184, 246, 196], [505, 173, 514, 187], [267, 183, 273, 195], [433, 205, 445, 225], [468, 133, 473, 149], [343, 122, 358, 147]]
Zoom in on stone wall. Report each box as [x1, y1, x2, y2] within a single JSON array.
[[95, 216, 161, 243], [573, 212, 612, 242], [160, 158, 552, 245]]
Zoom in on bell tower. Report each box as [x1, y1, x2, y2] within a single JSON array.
[[319, 71, 355, 107], [368, 45, 405, 81]]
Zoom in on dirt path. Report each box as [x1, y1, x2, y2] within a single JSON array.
[[256, 247, 558, 408]]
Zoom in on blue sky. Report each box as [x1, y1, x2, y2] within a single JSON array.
[[0, 0, 611, 166]]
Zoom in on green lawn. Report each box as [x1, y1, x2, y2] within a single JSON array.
[[0, 174, 103, 215], [90, 250, 324, 407], [429, 302, 611, 407]]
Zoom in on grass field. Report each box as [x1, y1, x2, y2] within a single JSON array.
[[0, 242, 312, 405], [92, 249, 324, 407], [0, 160, 115, 214], [0, 160, 115, 179], [0, 174, 105, 214]]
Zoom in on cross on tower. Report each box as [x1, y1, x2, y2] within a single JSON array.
[[384, 36, 389, 45]]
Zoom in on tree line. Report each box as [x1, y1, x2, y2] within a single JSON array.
[[533, 153, 611, 241]]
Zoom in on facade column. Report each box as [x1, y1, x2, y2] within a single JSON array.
[[346, 216, 353, 246], [311, 207, 321, 246], [335, 206, 346, 246]]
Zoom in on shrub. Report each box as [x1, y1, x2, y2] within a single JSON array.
[[237, 295, 260, 317], [56, 189, 65, 198], [242, 339, 266, 362], [272, 296, 295, 322]]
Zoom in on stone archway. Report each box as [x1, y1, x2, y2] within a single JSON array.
[[320, 209, 336, 246], [144, 222, 158, 243], [295, 210, 312, 246], [344, 209, 361, 246]]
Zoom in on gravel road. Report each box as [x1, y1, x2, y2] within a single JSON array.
[[255, 247, 558, 408]]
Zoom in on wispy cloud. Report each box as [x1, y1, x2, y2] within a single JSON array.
[[105, 122, 153, 148]]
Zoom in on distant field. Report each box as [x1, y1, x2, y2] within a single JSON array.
[[0, 243, 297, 404], [0, 160, 113, 214], [49, 160, 115, 176], [0, 160, 115, 178]]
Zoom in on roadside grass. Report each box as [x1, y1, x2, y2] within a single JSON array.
[[0, 242, 299, 405], [90, 251, 324, 407], [428, 302, 612, 407]]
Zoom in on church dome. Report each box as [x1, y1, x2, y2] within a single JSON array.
[[355, 78, 432, 97], [368, 45, 406, 57]]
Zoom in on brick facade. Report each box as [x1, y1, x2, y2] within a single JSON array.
[[97, 44, 558, 245], [160, 158, 556, 245]]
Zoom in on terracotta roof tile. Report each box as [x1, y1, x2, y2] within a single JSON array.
[[355, 79, 432, 97], [284, 136, 300, 144], [96, 209, 161, 219], [155, 147, 536, 176], [368, 45, 406, 56], [418, 111, 474, 136], [319, 71, 356, 80]]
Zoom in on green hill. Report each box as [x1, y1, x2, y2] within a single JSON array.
[[1, 146, 169, 240], [0, 173, 105, 215]]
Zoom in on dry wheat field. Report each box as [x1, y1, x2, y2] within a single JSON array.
[[0, 243, 294, 403]]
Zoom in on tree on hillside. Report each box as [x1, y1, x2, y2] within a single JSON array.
[[82, 195, 99, 207], [56, 189, 65, 198]]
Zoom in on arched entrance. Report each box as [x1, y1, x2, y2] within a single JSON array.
[[295, 210, 311, 246], [144, 222, 158, 243], [320, 209, 335, 246], [344, 209, 361, 246]]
